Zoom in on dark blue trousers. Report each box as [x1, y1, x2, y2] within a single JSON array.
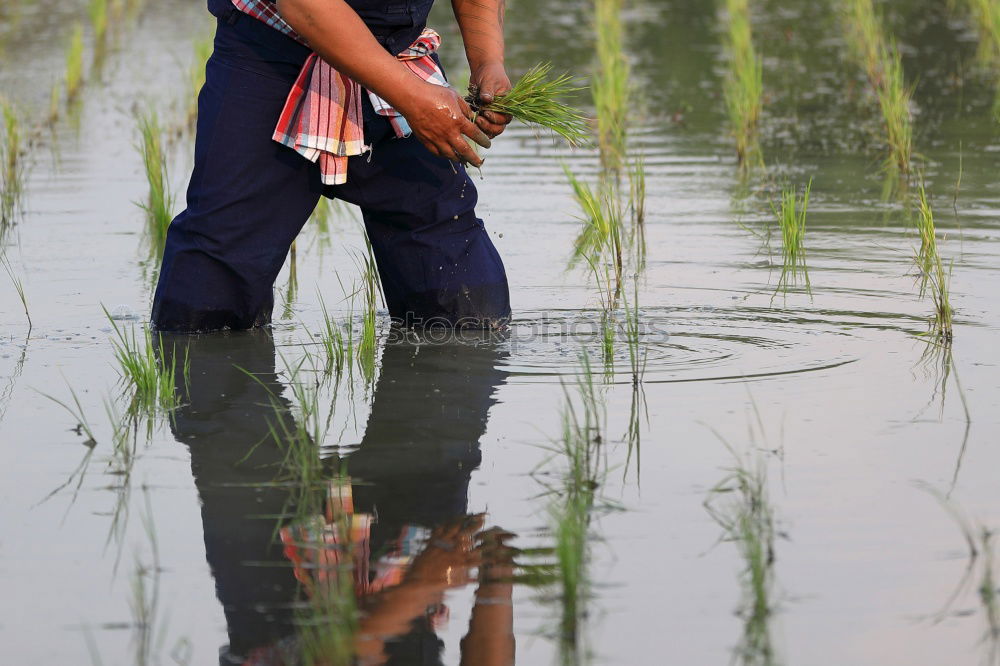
[[151, 11, 510, 332]]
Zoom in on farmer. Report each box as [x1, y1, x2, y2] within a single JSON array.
[[152, 0, 513, 332]]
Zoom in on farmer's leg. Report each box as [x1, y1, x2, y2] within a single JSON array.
[[330, 98, 511, 328], [151, 12, 322, 332]]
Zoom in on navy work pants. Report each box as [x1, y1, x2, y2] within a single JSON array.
[[151, 11, 510, 332]]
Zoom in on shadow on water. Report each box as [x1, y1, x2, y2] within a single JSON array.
[[165, 330, 516, 665]]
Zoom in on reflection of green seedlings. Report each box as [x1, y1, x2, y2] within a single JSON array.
[[593, 0, 629, 174], [65, 24, 85, 101], [1, 100, 24, 230], [548, 355, 606, 658], [705, 441, 778, 666], [722, 0, 763, 170], [471, 63, 589, 147], [566, 167, 624, 312], [922, 486, 1000, 663], [913, 184, 954, 343], [187, 33, 213, 127], [843, 0, 913, 175], [137, 110, 174, 256], [1, 254, 31, 334], [297, 549, 359, 666], [39, 384, 99, 447], [771, 179, 811, 294], [105, 308, 187, 414], [89, 0, 109, 43]]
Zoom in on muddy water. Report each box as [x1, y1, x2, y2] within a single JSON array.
[[2, 0, 1000, 664]]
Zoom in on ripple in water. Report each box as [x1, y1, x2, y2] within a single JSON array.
[[499, 306, 915, 384]]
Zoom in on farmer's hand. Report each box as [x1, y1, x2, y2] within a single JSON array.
[[470, 61, 513, 139], [406, 514, 485, 588], [398, 81, 491, 167]]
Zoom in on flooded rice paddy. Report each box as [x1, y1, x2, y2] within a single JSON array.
[[2, 0, 1000, 664]]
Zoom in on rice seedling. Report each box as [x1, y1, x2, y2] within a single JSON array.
[[89, 0, 109, 44], [621, 278, 646, 387], [566, 167, 624, 312], [136, 110, 174, 256], [104, 307, 187, 415], [593, 0, 630, 175], [318, 293, 349, 378], [705, 437, 779, 666], [65, 24, 85, 101], [187, 33, 213, 127], [628, 155, 646, 267], [47, 82, 62, 126], [1, 100, 24, 232], [1, 253, 31, 335], [722, 0, 763, 170], [843, 0, 914, 176], [913, 183, 954, 343], [281, 240, 299, 320], [356, 233, 381, 383], [468, 63, 590, 147], [771, 178, 812, 295]]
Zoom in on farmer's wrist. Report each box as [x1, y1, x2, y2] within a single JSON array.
[[468, 55, 505, 77]]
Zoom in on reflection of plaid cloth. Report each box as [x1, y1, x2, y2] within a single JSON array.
[[230, 0, 449, 185]]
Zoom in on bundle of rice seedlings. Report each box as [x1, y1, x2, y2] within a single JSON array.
[[467, 63, 589, 147]]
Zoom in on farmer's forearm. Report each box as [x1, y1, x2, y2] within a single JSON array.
[[275, 0, 426, 114], [451, 0, 506, 70]]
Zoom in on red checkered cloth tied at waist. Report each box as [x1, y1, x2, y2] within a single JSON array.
[[231, 0, 448, 185]]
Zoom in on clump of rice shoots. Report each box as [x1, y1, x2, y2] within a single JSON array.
[[356, 232, 381, 384], [955, 0, 1000, 122], [136, 110, 174, 257], [468, 63, 589, 147], [1, 100, 24, 232], [772, 179, 811, 295], [65, 24, 85, 101], [105, 307, 187, 415], [566, 167, 624, 313], [593, 0, 630, 174], [914, 183, 954, 343], [843, 0, 914, 176], [722, 0, 763, 170]]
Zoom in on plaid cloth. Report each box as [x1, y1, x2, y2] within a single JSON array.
[[231, 0, 448, 184]]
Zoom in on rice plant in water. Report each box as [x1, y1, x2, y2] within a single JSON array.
[[1, 100, 24, 233], [628, 155, 647, 267], [356, 233, 381, 383], [318, 294, 350, 378], [954, 0, 1000, 123], [105, 307, 187, 415], [137, 110, 174, 256], [913, 185, 954, 343], [89, 0, 109, 44], [593, 0, 630, 175], [1, 253, 31, 335], [65, 24, 85, 101], [843, 0, 914, 176], [771, 178, 811, 295], [469, 63, 589, 147], [187, 33, 213, 127], [722, 0, 763, 170], [566, 167, 624, 312], [705, 439, 779, 666]]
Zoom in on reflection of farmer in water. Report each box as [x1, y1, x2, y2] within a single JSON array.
[[167, 331, 514, 664], [151, 0, 511, 332]]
